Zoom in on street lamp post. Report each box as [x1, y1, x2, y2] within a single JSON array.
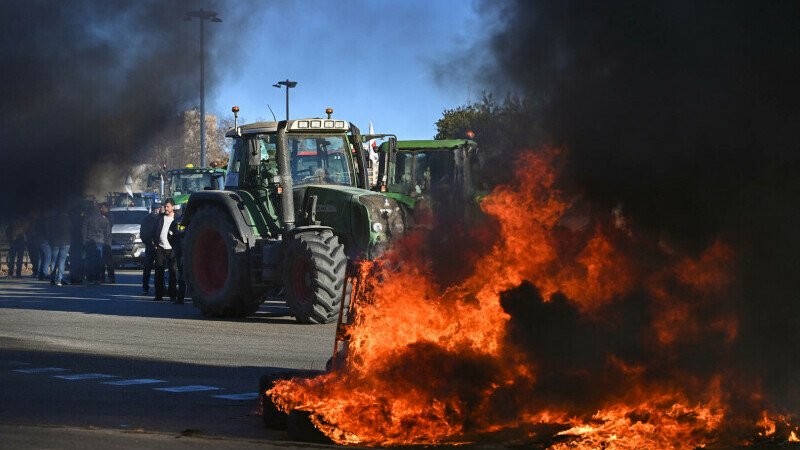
[[273, 79, 298, 121], [184, 8, 221, 168]]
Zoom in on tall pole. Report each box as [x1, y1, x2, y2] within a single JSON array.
[[285, 83, 289, 121], [199, 16, 205, 167], [273, 79, 297, 121], [184, 8, 221, 168]]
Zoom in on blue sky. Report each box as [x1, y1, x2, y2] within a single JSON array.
[[203, 0, 488, 140]]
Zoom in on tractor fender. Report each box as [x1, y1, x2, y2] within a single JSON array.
[[183, 191, 257, 244], [284, 225, 334, 241]]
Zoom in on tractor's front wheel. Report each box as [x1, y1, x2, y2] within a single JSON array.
[[184, 204, 262, 317], [282, 230, 346, 324]]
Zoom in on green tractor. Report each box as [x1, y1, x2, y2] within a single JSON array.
[[373, 139, 482, 227], [180, 114, 405, 322]]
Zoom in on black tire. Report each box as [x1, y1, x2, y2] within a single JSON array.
[[287, 410, 333, 444], [281, 230, 346, 324], [259, 373, 288, 429], [184, 204, 262, 317]]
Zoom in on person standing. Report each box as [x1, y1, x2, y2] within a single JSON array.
[[26, 211, 41, 278], [151, 199, 178, 302], [69, 206, 86, 284], [6, 217, 27, 278], [36, 211, 52, 280], [139, 204, 160, 294], [49, 208, 72, 286], [99, 203, 115, 283], [82, 201, 106, 285]]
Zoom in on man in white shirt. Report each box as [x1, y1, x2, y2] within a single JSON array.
[[150, 198, 178, 302]]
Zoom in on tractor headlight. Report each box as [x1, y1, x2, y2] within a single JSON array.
[[372, 222, 384, 233]]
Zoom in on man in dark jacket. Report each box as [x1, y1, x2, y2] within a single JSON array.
[[151, 199, 178, 301], [6, 217, 27, 278], [49, 209, 72, 286], [82, 201, 108, 285], [99, 203, 115, 283], [139, 204, 160, 294]]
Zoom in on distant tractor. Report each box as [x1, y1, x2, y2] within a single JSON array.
[[373, 139, 481, 227], [149, 165, 227, 215], [180, 111, 405, 322]]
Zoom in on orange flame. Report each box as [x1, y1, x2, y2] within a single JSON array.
[[269, 147, 795, 447]]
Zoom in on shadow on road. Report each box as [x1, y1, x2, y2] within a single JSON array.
[[0, 270, 295, 323], [0, 344, 324, 442]]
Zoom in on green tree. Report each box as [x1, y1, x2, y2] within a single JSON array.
[[435, 93, 542, 187]]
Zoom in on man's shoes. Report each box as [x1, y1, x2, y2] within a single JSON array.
[[109, 278, 116, 284], [56, 281, 65, 286], [50, 280, 55, 286], [154, 297, 163, 301], [142, 287, 150, 295]]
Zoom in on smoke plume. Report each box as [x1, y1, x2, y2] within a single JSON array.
[[0, 0, 230, 215], [464, 0, 800, 416]]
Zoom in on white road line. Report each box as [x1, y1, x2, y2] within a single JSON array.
[[212, 393, 260, 401], [0, 361, 31, 366], [13, 367, 68, 374], [153, 385, 221, 393], [103, 379, 167, 386], [53, 373, 117, 380]]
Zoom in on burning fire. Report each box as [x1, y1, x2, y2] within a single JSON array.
[[269, 147, 798, 447]]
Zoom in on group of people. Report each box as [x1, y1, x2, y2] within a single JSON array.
[[5, 200, 115, 285], [5, 198, 186, 305], [139, 198, 185, 303]]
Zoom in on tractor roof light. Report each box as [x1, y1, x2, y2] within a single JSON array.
[[186, 164, 194, 168]]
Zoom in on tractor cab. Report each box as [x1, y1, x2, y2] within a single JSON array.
[[374, 139, 480, 226], [166, 166, 226, 211]]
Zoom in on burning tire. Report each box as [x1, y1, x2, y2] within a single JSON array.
[[287, 410, 333, 444], [184, 204, 262, 317], [281, 230, 346, 324], [259, 373, 288, 429]]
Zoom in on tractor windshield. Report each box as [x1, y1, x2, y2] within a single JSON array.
[[169, 172, 215, 196], [287, 134, 355, 187], [390, 150, 456, 196]]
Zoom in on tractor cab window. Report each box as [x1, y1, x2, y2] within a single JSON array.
[[256, 135, 279, 183], [288, 134, 354, 187], [170, 172, 214, 196], [389, 150, 456, 196], [226, 138, 245, 187]]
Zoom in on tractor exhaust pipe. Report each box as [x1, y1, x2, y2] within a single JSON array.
[[276, 120, 295, 231]]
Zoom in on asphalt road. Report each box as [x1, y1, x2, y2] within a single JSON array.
[[0, 270, 337, 448]]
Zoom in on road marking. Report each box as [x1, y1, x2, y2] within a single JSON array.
[[53, 373, 117, 380], [212, 393, 260, 401], [153, 385, 221, 393], [103, 379, 167, 386], [13, 367, 68, 374], [0, 361, 31, 366]]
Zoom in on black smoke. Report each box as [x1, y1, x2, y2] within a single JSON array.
[[464, 0, 800, 418], [0, 0, 231, 216]]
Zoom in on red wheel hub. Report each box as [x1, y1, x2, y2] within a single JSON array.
[[291, 255, 313, 305], [193, 229, 228, 296]]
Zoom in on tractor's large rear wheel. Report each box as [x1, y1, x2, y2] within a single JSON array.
[[282, 230, 346, 324], [184, 204, 262, 317]]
